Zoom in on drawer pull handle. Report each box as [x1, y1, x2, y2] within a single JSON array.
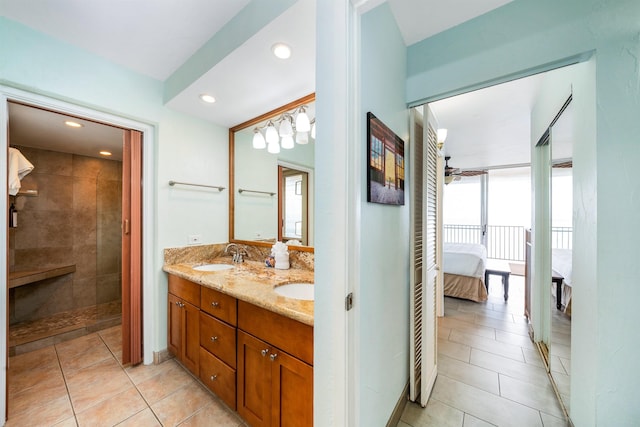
[[211, 336, 218, 342], [210, 374, 218, 381], [261, 349, 269, 357], [270, 353, 278, 362], [211, 301, 220, 308]]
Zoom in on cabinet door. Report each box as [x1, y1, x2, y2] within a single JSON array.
[[167, 293, 182, 357], [182, 301, 200, 374], [271, 349, 313, 427], [237, 331, 271, 427]]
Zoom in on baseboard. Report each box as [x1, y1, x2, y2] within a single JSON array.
[[153, 348, 173, 365], [386, 381, 409, 427]]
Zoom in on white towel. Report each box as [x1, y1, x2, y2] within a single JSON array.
[[8, 147, 34, 196]]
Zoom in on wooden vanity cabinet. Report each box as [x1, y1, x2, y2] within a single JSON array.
[[237, 301, 313, 427], [168, 275, 201, 375], [199, 286, 238, 410]]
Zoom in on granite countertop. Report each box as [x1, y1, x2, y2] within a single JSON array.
[[163, 259, 314, 326]]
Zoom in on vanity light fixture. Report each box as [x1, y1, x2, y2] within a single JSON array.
[[251, 104, 316, 153], [437, 128, 448, 150], [271, 42, 292, 59], [252, 129, 266, 149], [65, 120, 83, 128], [199, 94, 216, 103], [99, 150, 112, 156], [295, 106, 311, 133]]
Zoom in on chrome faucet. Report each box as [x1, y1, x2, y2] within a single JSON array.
[[225, 243, 248, 263]]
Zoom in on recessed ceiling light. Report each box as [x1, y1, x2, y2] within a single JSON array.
[[65, 120, 83, 128], [199, 94, 216, 103], [271, 43, 292, 59], [99, 151, 112, 156]]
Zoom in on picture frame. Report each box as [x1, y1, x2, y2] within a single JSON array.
[[366, 112, 405, 205]]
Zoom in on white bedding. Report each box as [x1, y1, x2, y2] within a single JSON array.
[[552, 248, 573, 310], [443, 243, 487, 279]]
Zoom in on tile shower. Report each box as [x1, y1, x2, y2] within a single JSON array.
[[8, 145, 122, 355]]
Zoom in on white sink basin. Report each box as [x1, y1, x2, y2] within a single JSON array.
[[274, 283, 314, 301], [192, 264, 234, 272]]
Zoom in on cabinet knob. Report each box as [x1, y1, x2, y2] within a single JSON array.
[[211, 301, 220, 308], [175, 301, 180, 306], [210, 336, 218, 342], [270, 353, 278, 361], [261, 349, 269, 357], [210, 374, 218, 381]]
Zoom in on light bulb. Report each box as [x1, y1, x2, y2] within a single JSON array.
[[252, 130, 266, 149], [296, 131, 309, 145], [265, 122, 279, 144], [267, 140, 281, 154], [279, 118, 293, 136], [281, 135, 294, 149], [295, 109, 311, 132], [437, 128, 448, 143], [310, 121, 316, 139]]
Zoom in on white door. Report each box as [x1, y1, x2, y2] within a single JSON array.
[[409, 106, 439, 406]]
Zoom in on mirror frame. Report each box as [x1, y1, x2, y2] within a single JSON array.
[[229, 93, 315, 253]]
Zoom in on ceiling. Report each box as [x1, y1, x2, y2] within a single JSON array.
[[4, 0, 552, 168]]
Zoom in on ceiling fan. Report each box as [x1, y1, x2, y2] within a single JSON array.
[[444, 156, 487, 184]]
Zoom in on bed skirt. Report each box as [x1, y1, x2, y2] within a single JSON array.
[[444, 273, 488, 302]]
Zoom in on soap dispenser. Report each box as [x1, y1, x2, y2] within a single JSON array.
[[9, 203, 17, 228]]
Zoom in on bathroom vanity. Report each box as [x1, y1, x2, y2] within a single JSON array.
[[163, 259, 313, 427]]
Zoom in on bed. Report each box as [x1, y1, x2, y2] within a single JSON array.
[[443, 242, 488, 302], [552, 248, 573, 314]]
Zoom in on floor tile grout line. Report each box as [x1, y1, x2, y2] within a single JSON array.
[[53, 339, 79, 420]]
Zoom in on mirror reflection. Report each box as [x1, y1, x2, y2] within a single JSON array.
[[230, 94, 315, 248]]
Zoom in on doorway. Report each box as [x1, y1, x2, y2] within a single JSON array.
[[0, 92, 145, 422]]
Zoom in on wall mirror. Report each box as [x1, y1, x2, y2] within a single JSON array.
[[229, 93, 315, 252]]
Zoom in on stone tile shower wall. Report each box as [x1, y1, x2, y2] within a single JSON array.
[[8, 146, 122, 325]]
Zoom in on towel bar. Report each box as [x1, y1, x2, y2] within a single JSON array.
[[169, 180, 225, 191], [238, 188, 276, 196]]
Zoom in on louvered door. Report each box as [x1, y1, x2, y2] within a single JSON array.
[[409, 107, 439, 406]]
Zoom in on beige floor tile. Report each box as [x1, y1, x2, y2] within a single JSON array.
[[498, 374, 565, 418], [432, 375, 542, 427], [56, 333, 112, 373], [8, 362, 65, 395], [522, 347, 546, 368], [438, 354, 499, 395], [449, 330, 524, 362], [99, 326, 123, 364], [53, 417, 79, 427], [151, 382, 215, 427], [178, 401, 243, 426], [473, 316, 530, 337], [400, 399, 464, 427], [540, 412, 569, 427], [76, 387, 146, 427], [463, 413, 496, 426], [125, 358, 178, 385], [469, 349, 550, 389], [9, 345, 59, 375], [397, 422, 412, 427], [438, 338, 471, 363], [136, 360, 194, 405], [9, 374, 69, 417], [439, 317, 496, 340], [116, 408, 161, 427], [438, 325, 452, 340], [5, 395, 74, 427], [495, 329, 536, 349], [65, 357, 133, 413]]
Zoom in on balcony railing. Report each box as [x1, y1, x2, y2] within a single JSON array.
[[444, 224, 573, 261]]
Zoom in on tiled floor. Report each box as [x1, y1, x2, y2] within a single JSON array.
[[398, 274, 570, 427], [6, 326, 246, 426]]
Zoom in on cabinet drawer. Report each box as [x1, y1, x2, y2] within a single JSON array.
[[201, 287, 237, 325], [199, 347, 236, 410], [168, 275, 200, 306], [238, 300, 313, 365], [200, 312, 236, 369]]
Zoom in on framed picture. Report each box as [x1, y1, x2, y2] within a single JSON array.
[[367, 112, 405, 205]]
